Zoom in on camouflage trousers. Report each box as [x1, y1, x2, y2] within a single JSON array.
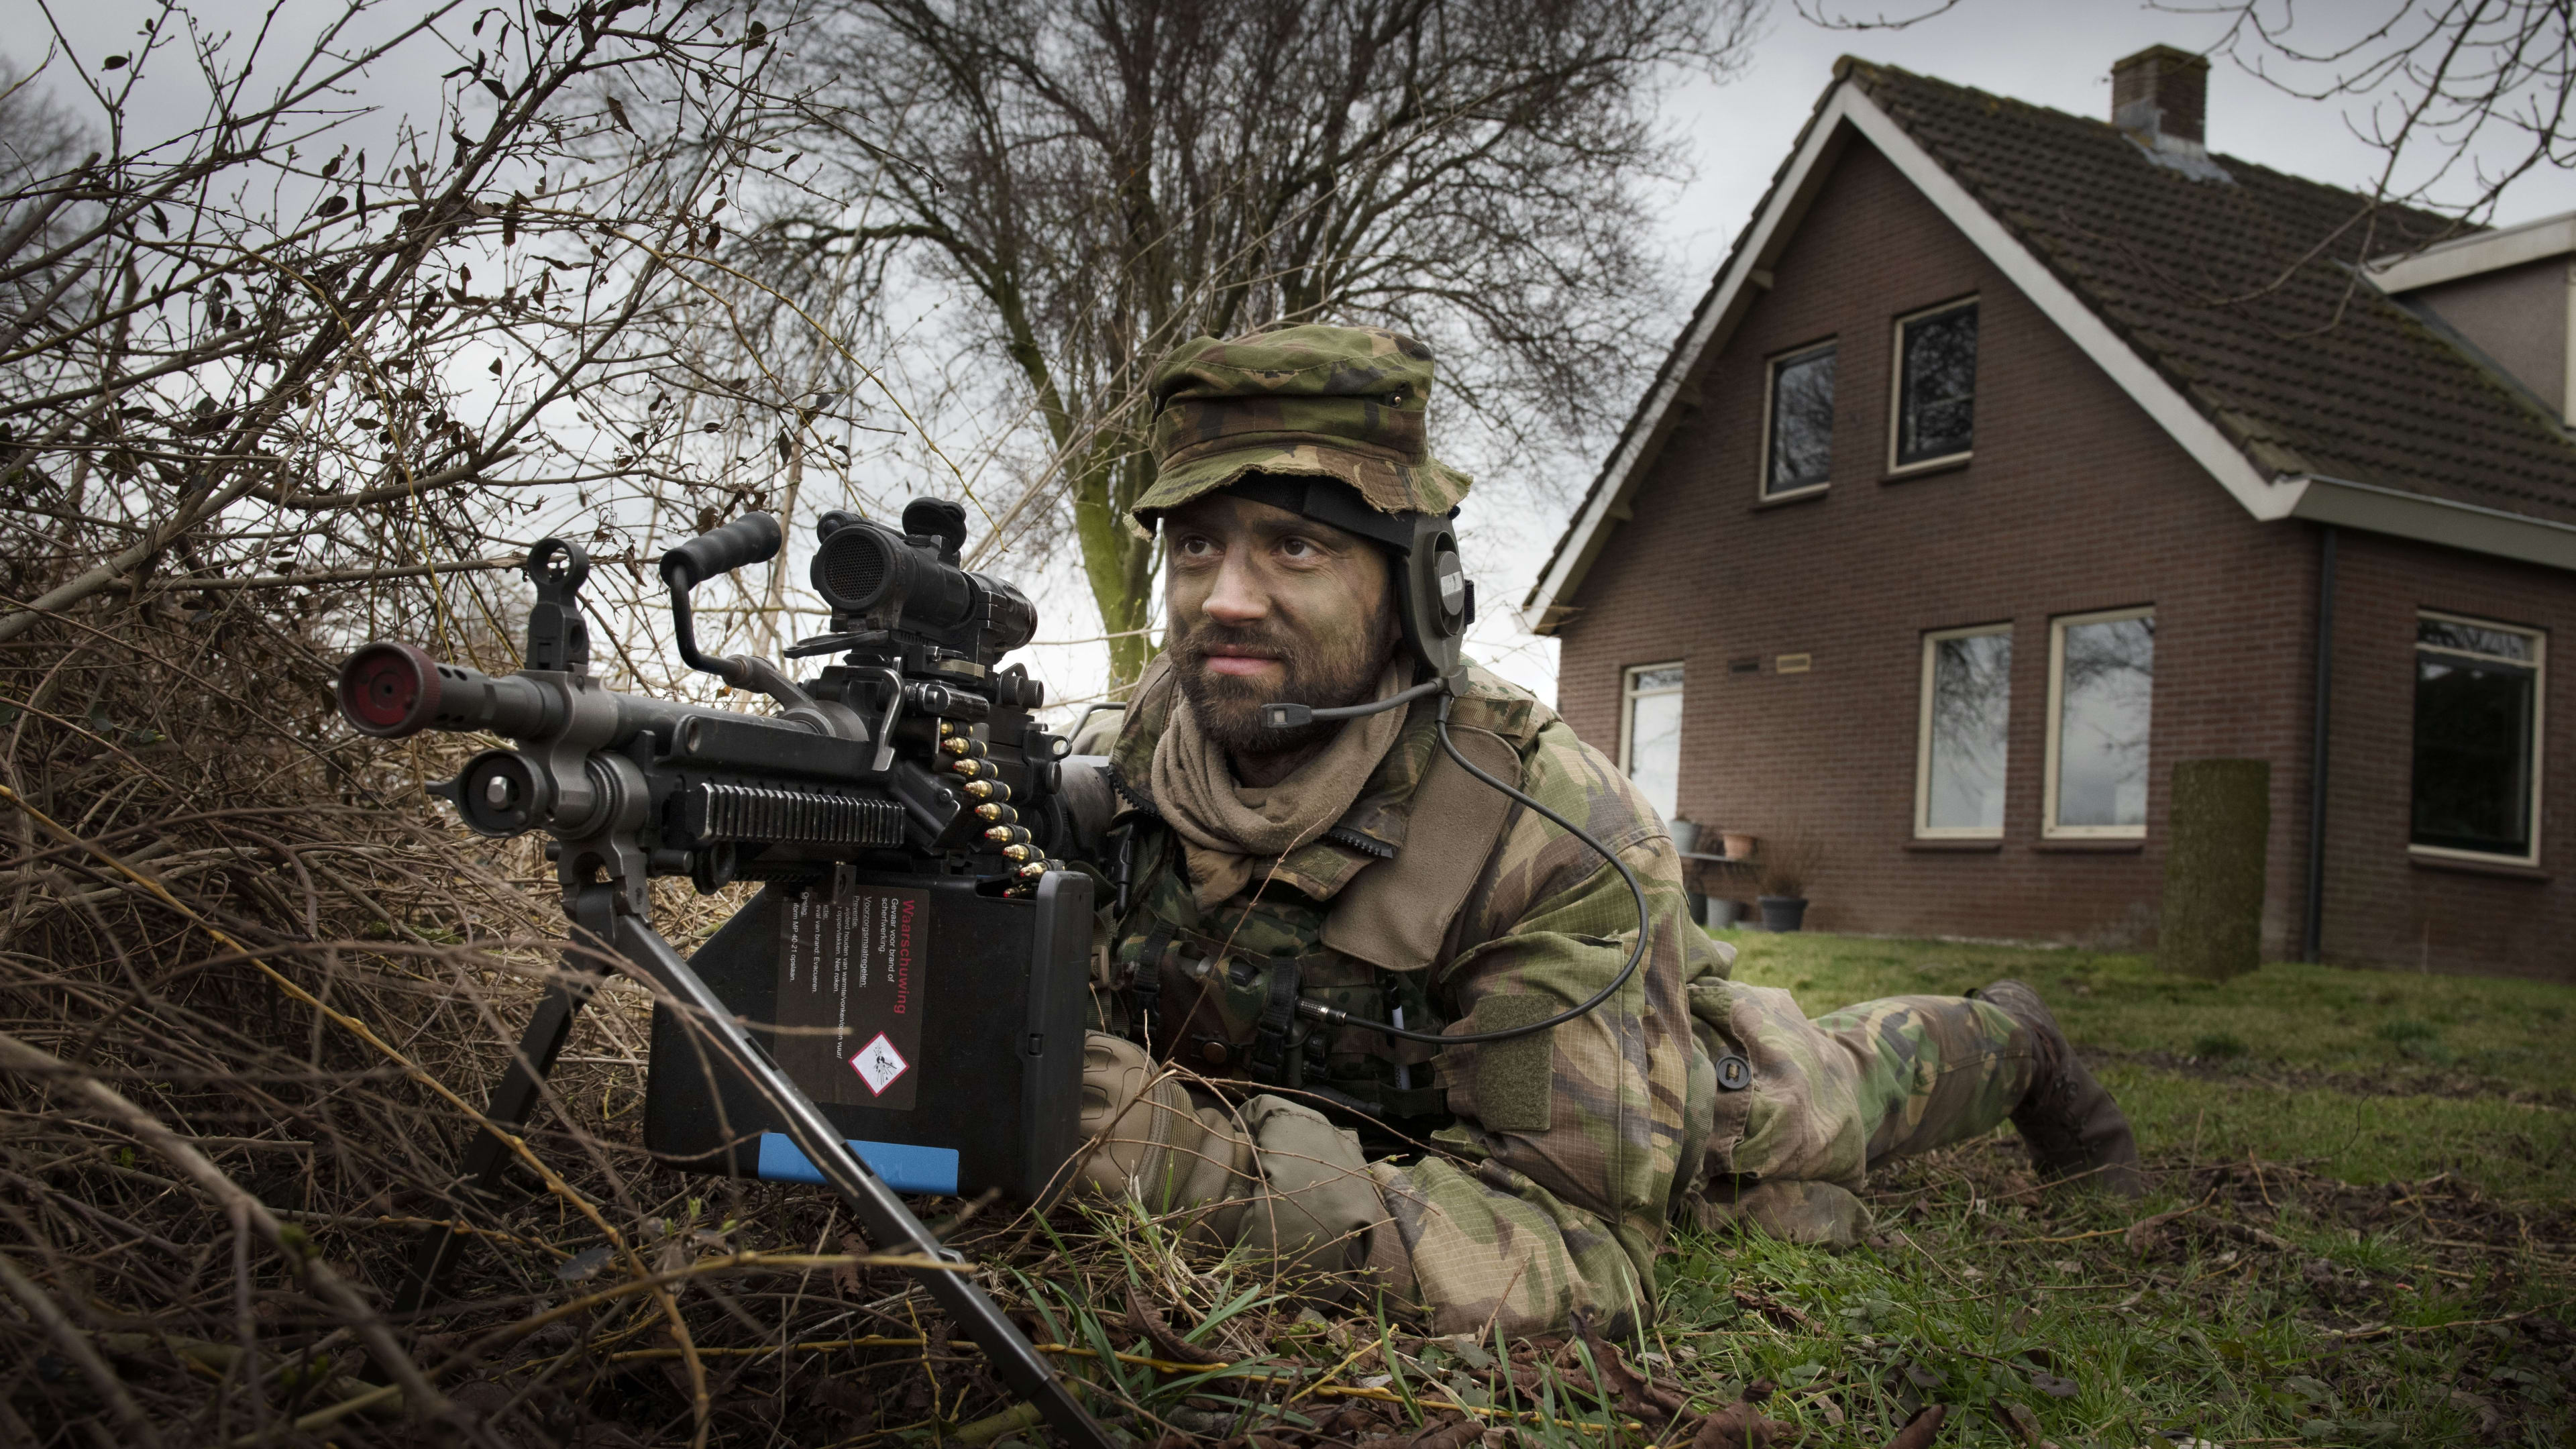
[[1363, 984, 2037, 1336]]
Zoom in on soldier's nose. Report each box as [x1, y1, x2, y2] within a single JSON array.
[[1201, 561, 1269, 623]]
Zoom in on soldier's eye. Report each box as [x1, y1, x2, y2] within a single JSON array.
[[1279, 536, 1317, 558]]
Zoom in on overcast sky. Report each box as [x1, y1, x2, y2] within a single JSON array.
[[1670, 1, 2573, 282], [17, 1, 2574, 709]]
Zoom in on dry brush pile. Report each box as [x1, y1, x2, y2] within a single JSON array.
[[0, 4, 1083, 1442]]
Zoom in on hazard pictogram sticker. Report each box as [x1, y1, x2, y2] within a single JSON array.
[[850, 1032, 910, 1096]]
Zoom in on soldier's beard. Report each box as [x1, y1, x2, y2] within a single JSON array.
[[1172, 618, 1396, 760]]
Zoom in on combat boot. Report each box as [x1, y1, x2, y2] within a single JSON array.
[[1968, 979, 2145, 1198]]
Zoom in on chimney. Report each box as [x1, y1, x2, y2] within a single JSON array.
[[2111, 44, 2209, 146]]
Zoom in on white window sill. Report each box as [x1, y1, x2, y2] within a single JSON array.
[[2408, 845, 2546, 880], [1886, 451, 1972, 479], [1753, 483, 1829, 509]]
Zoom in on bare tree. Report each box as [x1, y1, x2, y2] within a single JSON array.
[[757, 0, 1760, 690], [0, 5, 1044, 1441], [2186, 0, 2573, 233]]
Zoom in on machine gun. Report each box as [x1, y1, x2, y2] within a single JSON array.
[[336, 500, 1108, 1447]]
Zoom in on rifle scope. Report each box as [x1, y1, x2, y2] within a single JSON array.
[[811, 510, 1037, 652]]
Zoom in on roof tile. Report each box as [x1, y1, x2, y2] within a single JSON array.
[[1845, 60, 2576, 525]]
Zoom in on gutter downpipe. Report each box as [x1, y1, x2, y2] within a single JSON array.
[[2303, 524, 2337, 963]]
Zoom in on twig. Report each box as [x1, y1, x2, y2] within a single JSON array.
[[144, 555, 525, 592], [0, 1028, 455, 1426]]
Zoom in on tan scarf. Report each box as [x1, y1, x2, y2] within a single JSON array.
[[1148, 659, 1413, 908]]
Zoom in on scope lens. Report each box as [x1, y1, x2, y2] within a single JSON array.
[[815, 525, 896, 612], [338, 642, 438, 737]]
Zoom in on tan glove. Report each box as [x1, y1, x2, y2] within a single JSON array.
[[1073, 1036, 1397, 1298], [1230, 1094, 1392, 1295], [1073, 1032, 1254, 1222]]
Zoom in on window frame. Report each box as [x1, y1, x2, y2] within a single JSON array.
[[1886, 297, 1980, 476], [1618, 661, 1686, 817], [1759, 339, 1838, 500], [1915, 623, 2014, 841], [2408, 608, 2546, 867], [2042, 605, 2156, 841]]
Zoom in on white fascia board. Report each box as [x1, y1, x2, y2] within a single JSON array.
[[2367, 211, 2576, 294], [1522, 87, 1865, 631], [1834, 95, 2297, 521], [2286, 474, 2576, 572]]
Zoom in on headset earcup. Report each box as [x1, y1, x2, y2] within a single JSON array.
[[1397, 515, 1469, 678]]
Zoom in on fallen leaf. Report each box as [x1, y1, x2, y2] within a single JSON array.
[[1572, 1307, 1690, 1425], [1124, 1285, 1227, 1366], [1438, 1334, 1496, 1371], [1884, 1403, 1946, 1449], [2448, 1388, 2503, 1440], [1992, 1402, 2051, 1447], [1731, 1287, 1817, 1331], [2125, 1202, 2204, 1254], [832, 1232, 868, 1296], [1405, 1415, 1479, 1449], [1688, 1391, 1804, 1449]]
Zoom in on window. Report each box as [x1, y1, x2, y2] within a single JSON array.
[[1764, 343, 1836, 496], [2045, 608, 2153, 837], [2412, 612, 2544, 863], [1620, 663, 1684, 823], [1891, 300, 1978, 470], [1916, 625, 2012, 837]]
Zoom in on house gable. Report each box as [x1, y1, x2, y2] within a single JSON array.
[[1526, 62, 2576, 633]]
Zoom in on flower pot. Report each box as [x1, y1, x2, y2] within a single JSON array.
[[1670, 820, 1703, 855], [1701, 896, 1743, 929], [1757, 895, 1808, 932], [1723, 833, 1758, 861]]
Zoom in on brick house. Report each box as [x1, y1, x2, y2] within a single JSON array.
[[1523, 49, 2576, 979]]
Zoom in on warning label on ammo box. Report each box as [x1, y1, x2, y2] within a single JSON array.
[[774, 878, 926, 1111]]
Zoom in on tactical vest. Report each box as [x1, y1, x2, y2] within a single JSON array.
[[1087, 708, 1527, 1131]]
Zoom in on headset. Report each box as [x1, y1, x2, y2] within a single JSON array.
[[1156, 472, 1651, 1051], [1214, 472, 1473, 684]]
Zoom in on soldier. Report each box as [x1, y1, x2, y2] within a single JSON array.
[[1064, 323, 2142, 1339]]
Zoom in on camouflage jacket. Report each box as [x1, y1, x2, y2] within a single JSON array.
[[1089, 660, 1733, 1335]]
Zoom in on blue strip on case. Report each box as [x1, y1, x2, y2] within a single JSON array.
[[754, 1132, 961, 1195]]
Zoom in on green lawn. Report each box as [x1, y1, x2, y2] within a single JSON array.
[[1716, 929, 2576, 1201], [987, 935, 2575, 1449]]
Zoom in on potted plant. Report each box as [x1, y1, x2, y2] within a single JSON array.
[[1721, 830, 1758, 861], [1669, 818, 1703, 855], [1756, 837, 1820, 932]]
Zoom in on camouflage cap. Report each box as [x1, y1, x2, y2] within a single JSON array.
[[1131, 324, 1472, 532]]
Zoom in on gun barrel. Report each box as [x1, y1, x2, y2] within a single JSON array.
[[339, 642, 558, 740]]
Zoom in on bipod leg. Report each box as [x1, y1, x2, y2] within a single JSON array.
[[394, 889, 617, 1314], [610, 904, 1113, 1449]]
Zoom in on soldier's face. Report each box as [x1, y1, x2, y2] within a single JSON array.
[[1163, 492, 1398, 753]]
